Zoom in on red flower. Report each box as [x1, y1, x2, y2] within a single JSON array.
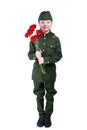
[[25, 30, 33, 37], [25, 32, 29, 38], [27, 29, 33, 35], [29, 24, 36, 30], [25, 24, 36, 38], [31, 35, 38, 42], [36, 29, 44, 35]]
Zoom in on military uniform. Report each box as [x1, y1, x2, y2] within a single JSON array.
[[28, 11, 62, 127], [28, 32, 62, 117]]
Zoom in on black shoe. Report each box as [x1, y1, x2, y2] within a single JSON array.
[[37, 117, 45, 127], [44, 117, 52, 127]]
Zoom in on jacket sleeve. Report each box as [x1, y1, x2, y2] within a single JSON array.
[[28, 41, 36, 60], [44, 37, 62, 64]]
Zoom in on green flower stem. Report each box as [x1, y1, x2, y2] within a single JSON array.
[[40, 64, 46, 75], [34, 40, 46, 74]]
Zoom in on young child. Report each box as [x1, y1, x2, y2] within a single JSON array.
[[28, 11, 62, 127]]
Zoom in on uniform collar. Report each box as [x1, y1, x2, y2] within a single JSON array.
[[43, 31, 51, 36]]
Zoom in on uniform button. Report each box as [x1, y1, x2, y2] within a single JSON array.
[[50, 45, 53, 48], [44, 37, 46, 39], [43, 43, 46, 45], [42, 49, 44, 52]]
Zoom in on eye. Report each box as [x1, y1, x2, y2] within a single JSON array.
[[47, 21, 51, 24], [41, 22, 44, 24]]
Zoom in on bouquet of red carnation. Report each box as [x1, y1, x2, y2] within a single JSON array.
[[25, 25, 46, 74]]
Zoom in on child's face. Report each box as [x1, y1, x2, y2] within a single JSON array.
[[38, 20, 52, 33]]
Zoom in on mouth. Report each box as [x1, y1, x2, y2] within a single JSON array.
[[43, 26, 48, 29]]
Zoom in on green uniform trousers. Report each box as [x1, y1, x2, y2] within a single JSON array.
[[33, 81, 57, 117]]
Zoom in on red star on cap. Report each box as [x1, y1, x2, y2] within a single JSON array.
[[44, 16, 46, 19]]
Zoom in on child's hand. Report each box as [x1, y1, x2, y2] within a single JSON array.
[[35, 51, 42, 59], [38, 57, 44, 64]]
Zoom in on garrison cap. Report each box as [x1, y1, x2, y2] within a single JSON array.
[[38, 11, 53, 21]]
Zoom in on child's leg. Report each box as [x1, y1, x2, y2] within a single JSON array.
[[33, 81, 45, 117], [45, 81, 57, 117]]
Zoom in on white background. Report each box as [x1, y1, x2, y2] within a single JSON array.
[[0, 0, 87, 130]]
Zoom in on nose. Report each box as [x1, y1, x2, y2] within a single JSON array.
[[44, 22, 48, 25]]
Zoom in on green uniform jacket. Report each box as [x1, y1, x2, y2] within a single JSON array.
[[28, 32, 62, 82]]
